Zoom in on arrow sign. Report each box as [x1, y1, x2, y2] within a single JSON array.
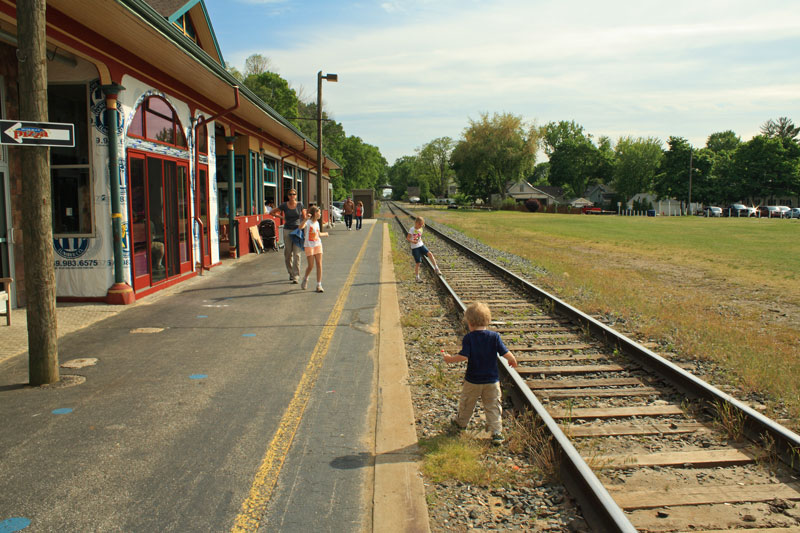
[[0, 120, 74, 147]]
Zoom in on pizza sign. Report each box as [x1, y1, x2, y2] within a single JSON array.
[[0, 120, 74, 147]]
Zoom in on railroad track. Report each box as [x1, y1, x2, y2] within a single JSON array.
[[388, 202, 800, 532]]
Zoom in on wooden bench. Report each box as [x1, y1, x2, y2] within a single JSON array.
[[0, 277, 11, 326]]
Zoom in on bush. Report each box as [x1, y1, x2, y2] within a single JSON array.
[[524, 199, 540, 212]]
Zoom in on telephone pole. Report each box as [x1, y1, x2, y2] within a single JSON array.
[[18, 0, 59, 385]]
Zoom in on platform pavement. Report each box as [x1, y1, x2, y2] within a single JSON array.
[[0, 219, 429, 532]]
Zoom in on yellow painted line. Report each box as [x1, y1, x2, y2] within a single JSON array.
[[232, 222, 378, 532]]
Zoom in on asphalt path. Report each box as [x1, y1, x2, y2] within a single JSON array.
[[0, 220, 383, 532]]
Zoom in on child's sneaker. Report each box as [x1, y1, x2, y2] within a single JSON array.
[[434, 266, 441, 275], [301, 277, 308, 290], [415, 276, 422, 283], [316, 284, 324, 293], [450, 419, 465, 432], [491, 432, 505, 446]]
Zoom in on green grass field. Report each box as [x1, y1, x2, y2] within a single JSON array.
[[419, 208, 800, 426]]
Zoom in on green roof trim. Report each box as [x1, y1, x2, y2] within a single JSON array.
[[165, 0, 224, 67], [115, 0, 341, 169]]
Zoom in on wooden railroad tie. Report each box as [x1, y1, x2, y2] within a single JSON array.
[[607, 481, 800, 510]]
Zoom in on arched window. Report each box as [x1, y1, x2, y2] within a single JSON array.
[[128, 96, 187, 148]]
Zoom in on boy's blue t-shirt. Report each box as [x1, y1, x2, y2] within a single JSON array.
[[459, 329, 508, 384]]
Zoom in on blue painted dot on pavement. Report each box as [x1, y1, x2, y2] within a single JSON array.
[[189, 374, 208, 380], [242, 333, 256, 337], [0, 517, 32, 532], [51, 408, 73, 415], [196, 315, 208, 318]]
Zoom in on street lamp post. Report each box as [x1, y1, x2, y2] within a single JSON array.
[[316, 71, 337, 217], [688, 148, 693, 216]]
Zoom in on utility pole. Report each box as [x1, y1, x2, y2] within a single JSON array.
[[18, 0, 59, 385], [688, 148, 693, 216]]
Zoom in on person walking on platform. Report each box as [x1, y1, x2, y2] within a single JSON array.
[[355, 201, 364, 230], [299, 206, 329, 292], [406, 216, 441, 282], [442, 302, 518, 445], [271, 189, 306, 283], [343, 197, 354, 230]]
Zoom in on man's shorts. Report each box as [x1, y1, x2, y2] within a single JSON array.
[[305, 245, 323, 257], [411, 245, 429, 263]]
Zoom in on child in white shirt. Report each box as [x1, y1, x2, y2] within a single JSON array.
[[299, 206, 329, 292]]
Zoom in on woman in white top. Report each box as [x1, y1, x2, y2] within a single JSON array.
[[298, 205, 329, 292]]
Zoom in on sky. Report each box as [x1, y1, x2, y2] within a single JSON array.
[[203, 0, 800, 165]]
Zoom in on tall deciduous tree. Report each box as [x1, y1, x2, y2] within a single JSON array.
[[548, 138, 601, 198], [734, 136, 800, 203], [243, 71, 298, 123], [540, 120, 586, 157], [244, 54, 272, 77], [416, 137, 455, 197], [451, 112, 538, 203], [388, 155, 421, 200], [612, 136, 664, 205]]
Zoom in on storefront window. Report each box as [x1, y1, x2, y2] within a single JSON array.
[[128, 96, 187, 148], [49, 84, 91, 236]]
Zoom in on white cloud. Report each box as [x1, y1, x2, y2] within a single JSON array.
[[241, 0, 800, 162]]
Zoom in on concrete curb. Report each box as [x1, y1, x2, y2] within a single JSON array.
[[373, 222, 430, 532]]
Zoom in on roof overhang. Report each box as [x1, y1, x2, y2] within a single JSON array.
[[0, 0, 339, 171]]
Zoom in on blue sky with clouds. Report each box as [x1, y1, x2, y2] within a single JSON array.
[[204, 0, 800, 165]]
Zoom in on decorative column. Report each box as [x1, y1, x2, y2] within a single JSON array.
[[226, 136, 237, 257], [102, 83, 134, 305]]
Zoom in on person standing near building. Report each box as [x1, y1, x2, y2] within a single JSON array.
[[271, 189, 306, 283], [355, 200, 364, 230], [343, 197, 355, 230]]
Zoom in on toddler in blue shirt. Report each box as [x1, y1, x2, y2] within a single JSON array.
[[443, 302, 517, 444]]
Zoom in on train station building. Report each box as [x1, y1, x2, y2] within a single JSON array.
[[0, 0, 339, 307]]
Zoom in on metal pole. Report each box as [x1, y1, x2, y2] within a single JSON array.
[[226, 136, 236, 256], [688, 149, 693, 216], [316, 71, 322, 211]]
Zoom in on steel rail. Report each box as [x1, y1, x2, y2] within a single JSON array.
[[388, 203, 637, 532], [391, 202, 800, 471]]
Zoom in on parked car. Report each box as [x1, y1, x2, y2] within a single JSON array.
[[788, 208, 800, 219], [330, 204, 343, 222], [777, 206, 791, 218], [724, 204, 756, 217], [758, 206, 783, 218], [332, 201, 344, 210], [408, 196, 421, 204], [703, 206, 722, 217]]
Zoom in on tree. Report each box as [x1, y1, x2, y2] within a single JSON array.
[[705, 131, 741, 203], [540, 120, 586, 157], [335, 136, 388, 199], [18, 0, 59, 385], [612, 136, 663, 205], [244, 54, 271, 77], [388, 156, 421, 200], [242, 71, 298, 123], [226, 64, 243, 81], [416, 137, 455, 197], [733, 135, 800, 202], [760, 117, 799, 143], [706, 130, 741, 153], [547, 137, 601, 198], [451, 112, 538, 203]]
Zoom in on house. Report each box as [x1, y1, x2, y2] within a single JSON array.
[[0, 0, 339, 307], [584, 184, 615, 208], [494, 181, 563, 206]]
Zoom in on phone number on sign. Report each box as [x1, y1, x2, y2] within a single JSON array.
[[55, 259, 99, 267]]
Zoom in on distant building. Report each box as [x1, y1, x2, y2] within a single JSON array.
[[494, 181, 563, 206]]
